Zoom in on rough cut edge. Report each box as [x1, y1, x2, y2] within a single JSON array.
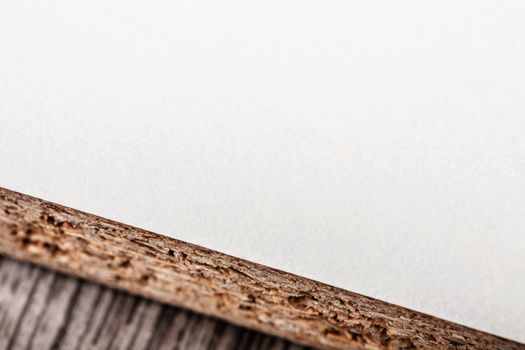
[[0, 188, 522, 350]]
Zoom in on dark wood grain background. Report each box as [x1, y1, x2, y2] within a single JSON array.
[[0, 255, 313, 350]]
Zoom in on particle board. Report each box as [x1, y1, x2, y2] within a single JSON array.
[[1, 188, 522, 350], [1, 0, 525, 346]]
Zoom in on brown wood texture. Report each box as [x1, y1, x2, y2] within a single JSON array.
[[0, 187, 523, 350], [0, 255, 311, 350]]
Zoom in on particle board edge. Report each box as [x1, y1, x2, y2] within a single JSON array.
[[0, 187, 522, 350]]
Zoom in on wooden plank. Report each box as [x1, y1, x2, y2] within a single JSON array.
[[0, 188, 523, 350], [0, 255, 308, 350], [0, 259, 41, 349]]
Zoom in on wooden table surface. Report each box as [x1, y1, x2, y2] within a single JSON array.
[[0, 255, 313, 350]]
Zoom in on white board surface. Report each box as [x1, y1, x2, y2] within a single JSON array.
[[1, 0, 524, 342]]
